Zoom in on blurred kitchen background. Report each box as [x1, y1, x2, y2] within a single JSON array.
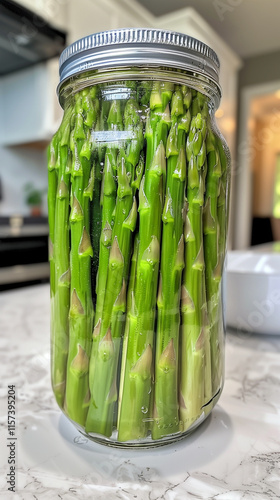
[[1, 0, 280, 290]]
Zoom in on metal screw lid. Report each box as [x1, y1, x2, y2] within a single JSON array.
[[59, 28, 220, 89]]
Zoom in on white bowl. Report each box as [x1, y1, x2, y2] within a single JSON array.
[[225, 243, 280, 335]]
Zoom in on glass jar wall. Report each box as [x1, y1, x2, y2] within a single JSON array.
[[48, 29, 230, 447]]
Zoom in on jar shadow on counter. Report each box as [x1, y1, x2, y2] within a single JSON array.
[[58, 406, 233, 476], [19, 407, 233, 483]]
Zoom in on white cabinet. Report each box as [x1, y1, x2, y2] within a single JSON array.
[[0, 58, 62, 146], [2, 1, 240, 150], [151, 7, 242, 155], [67, 0, 241, 156], [67, 0, 151, 44], [14, 0, 68, 32]]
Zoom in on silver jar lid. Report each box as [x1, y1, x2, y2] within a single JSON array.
[[59, 28, 220, 89]]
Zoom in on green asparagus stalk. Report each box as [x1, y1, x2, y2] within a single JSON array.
[[204, 130, 228, 395], [216, 133, 230, 269], [94, 99, 122, 323], [86, 99, 122, 431], [47, 133, 58, 300], [153, 88, 189, 439], [214, 137, 228, 391], [117, 232, 140, 429], [48, 132, 58, 390], [145, 81, 172, 171], [86, 97, 143, 436], [199, 100, 213, 411], [64, 92, 95, 426], [86, 101, 120, 428], [117, 83, 174, 441], [118, 143, 166, 441], [51, 110, 72, 408], [180, 106, 208, 431]]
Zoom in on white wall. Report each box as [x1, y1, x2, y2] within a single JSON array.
[[0, 145, 48, 216]]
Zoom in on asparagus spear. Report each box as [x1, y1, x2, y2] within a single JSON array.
[[90, 88, 106, 299], [86, 100, 120, 424], [117, 83, 174, 442], [90, 159, 102, 301], [86, 97, 143, 436], [48, 133, 58, 301], [48, 132, 58, 383], [48, 105, 73, 407], [204, 130, 228, 396], [94, 100, 122, 323], [117, 232, 140, 429], [51, 111, 72, 408], [214, 137, 228, 391], [153, 88, 189, 439], [180, 105, 208, 431], [145, 81, 172, 171], [118, 144, 166, 441], [64, 92, 95, 426]]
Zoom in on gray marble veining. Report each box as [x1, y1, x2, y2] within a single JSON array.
[[0, 285, 279, 499]]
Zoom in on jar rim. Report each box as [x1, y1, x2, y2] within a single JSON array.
[[59, 28, 221, 92]]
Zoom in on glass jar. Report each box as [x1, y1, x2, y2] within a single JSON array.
[[48, 28, 230, 447]]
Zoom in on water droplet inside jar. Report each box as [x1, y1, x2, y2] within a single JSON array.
[[141, 406, 148, 414]]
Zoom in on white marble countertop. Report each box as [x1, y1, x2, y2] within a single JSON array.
[[0, 284, 279, 499]]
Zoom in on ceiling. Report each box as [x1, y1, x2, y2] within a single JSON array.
[[136, 0, 280, 59]]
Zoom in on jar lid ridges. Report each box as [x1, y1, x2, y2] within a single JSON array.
[[59, 28, 220, 88]]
